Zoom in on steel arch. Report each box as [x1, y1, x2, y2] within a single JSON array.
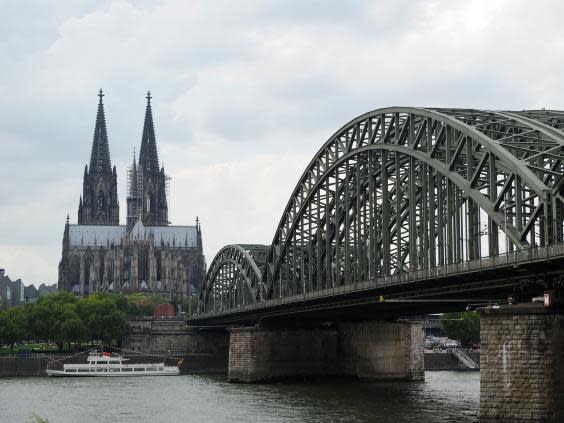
[[264, 107, 564, 298], [198, 244, 267, 313], [199, 107, 564, 313]]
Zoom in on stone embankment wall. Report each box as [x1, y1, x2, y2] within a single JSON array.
[[0, 355, 51, 377], [123, 318, 229, 373], [0, 318, 230, 377], [228, 321, 424, 383], [480, 304, 564, 423], [424, 352, 480, 370]]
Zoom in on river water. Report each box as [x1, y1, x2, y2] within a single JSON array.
[[0, 371, 478, 423]]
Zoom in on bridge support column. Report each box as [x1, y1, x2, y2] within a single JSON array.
[[339, 321, 424, 381], [480, 304, 564, 422], [228, 326, 339, 382], [227, 321, 424, 383]]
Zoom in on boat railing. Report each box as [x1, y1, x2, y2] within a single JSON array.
[[46, 345, 185, 372]]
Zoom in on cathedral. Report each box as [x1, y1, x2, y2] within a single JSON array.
[[58, 90, 205, 297]]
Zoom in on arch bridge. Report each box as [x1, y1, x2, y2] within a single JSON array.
[[195, 107, 564, 324]]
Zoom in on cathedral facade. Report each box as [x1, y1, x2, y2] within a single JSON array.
[[58, 90, 205, 296]]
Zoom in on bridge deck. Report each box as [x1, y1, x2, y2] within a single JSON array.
[[192, 245, 564, 325]]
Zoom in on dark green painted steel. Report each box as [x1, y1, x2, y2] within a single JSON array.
[[198, 108, 564, 316]]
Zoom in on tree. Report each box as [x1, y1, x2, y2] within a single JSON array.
[[60, 313, 88, 351], [29, 292, 79, 350], [181, 295, 198, 316], [28, 302, 54, 343], [50, 304, 86, 351], [440, 311, 480, 345], [0, 306, 29, 350], [127, 293, 161, 316], [0, 292, 135, 352], [76, 295, 129, 345], [111, 293, 138, 316]]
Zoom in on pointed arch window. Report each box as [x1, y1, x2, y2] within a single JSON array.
[[146, 192, 154, 214], [97, 191, 105, 215]]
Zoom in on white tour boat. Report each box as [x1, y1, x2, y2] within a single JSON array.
[[46, 351, 181, 377]]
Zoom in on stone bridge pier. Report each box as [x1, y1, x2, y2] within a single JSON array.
[[227, 320, 424, 383], [480, 304, 564, 422]]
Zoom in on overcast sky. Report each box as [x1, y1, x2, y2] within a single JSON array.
[[1, 0, 564, 285]]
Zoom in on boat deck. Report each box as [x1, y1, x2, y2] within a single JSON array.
[[46, 351, 180, 376]]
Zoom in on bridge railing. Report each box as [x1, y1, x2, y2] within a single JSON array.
[[193, 243, 564, 319]]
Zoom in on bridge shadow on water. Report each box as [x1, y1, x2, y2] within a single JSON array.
[[193, 371, 479, 423]]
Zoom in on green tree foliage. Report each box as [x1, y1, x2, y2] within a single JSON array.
[[127, 292, 169, 317], [29, 292, 78, 350], [181, 295, 198, 316], [440, 311, 480, 345], [76, 294, 128, 344], [0, 292, 146, 351], [0, 305, 30, 350], [60, 313, 87, 351]]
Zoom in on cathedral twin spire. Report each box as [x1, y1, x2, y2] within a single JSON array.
[[91, 89, 159, 175], [79, 89, 168, 227], [138, 91, 160, 175], [78, 89, 119, 226], [89, 89, 112, 174]]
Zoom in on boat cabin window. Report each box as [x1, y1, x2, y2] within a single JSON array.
[[159, 367, 163, 371], [98, 361, 108, 365], [65, 369, 77, 372], [78, 369, 89, 372], [134, 368, 145, 372], [147, 367, 157, 371], [122, 368, 132, 372]]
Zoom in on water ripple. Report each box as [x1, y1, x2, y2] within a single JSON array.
[[0, 371, 479, 423]]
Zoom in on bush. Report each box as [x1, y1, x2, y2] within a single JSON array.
[[440, 311, 480, 346]]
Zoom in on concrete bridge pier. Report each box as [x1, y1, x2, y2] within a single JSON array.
[[480, 304, 564, 422], [227, 320, 424, 383]]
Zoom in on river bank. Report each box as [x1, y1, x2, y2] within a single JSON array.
[[0, 351, 479, 377], [0, 353, 226, 377]]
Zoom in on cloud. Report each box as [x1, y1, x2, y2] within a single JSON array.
[[1, 0, 564, 284], [169, 150, 310, 257]]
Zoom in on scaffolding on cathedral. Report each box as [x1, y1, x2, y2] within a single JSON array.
[[127, 150, 142, 225], [164, 171, 171, 224], [127, 154, 172, 226]]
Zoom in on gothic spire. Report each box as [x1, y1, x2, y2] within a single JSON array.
[[132, 147, 137, 173], [89, 89, 112, 174], [138, 91, 159, 174], [130, 148, 139, 197]]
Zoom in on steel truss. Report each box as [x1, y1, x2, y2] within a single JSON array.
[[199, 244, 267, 313], [198, 108, 564, 314]]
